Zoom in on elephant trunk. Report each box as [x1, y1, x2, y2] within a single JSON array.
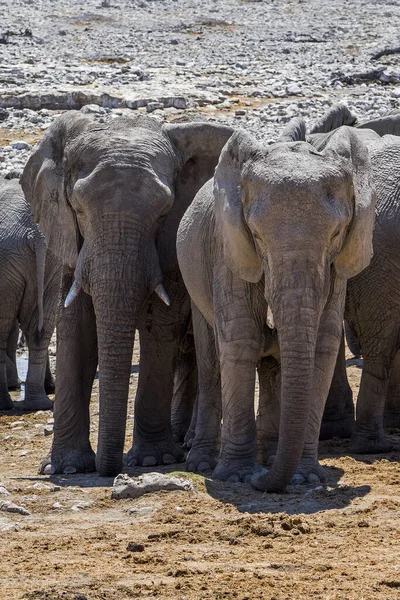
[[259, 260, 324, 492], [88, 224, 156, 476]]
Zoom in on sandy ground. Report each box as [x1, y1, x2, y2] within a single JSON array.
[[0, 343, 399, 600]]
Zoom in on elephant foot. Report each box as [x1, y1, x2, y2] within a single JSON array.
[[349, 433, 393, 454], [186, 444, 218, 473], [39, 447, 96, 475], [17, 394, 53, 411], [291, 459, 327, 485], [0, 393, 14, 411], [319, 414, 354, 440], [127, 439, 185, 467], [212, 458, 264, 484]]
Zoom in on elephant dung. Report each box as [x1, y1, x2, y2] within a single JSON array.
[[111, 473, 194, 500]]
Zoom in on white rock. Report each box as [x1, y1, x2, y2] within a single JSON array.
[[111, 472, 193, 500]]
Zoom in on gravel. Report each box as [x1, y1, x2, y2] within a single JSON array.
[[1, 0, 400, 176]]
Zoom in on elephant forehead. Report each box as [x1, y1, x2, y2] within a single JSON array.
[[67, 128, 176, 177], [245, 150, 351, 195]]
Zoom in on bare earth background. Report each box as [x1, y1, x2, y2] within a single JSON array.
[[1, 0, 400, 599]]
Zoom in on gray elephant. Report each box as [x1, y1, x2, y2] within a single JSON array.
[[21, 112, 233, 476], [323, 111, 400, 452], [177, 117, 376, 492], [0, 177, 61, 411]]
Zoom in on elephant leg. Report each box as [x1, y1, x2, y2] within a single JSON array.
[[344, 320, 362, 358], [212, 306, 263, 483], [293, 281, 345, 485], [184, 391, 198, 449], [350, 357, 392, 454], [6, 320, 20, 390], [256, 356, 281, 465], [171, 337, 198, 443], [384, 352, 400, 429], [186, 304, 221, 473], [39, 268, 97, 475], [0, 303, 19, 410], [320, 330, 354, 439], [128, 274, 189, 467], [44, 352, 55, 395], [0, 346, 13, 410]]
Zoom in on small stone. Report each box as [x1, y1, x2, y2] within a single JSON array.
[[80, 104, 103, 114], [126, 542, 145, 552], [0, 108, 8, 121], [286, 83, 302, 95], [146, 102, 164, 113], [0, 500, 30, 515], [52, 502, 62, 509], [11, 141, 32, 151], [235, 109, 246, 116], [44, 426, 53, 436], [0, 486, 10, 496]]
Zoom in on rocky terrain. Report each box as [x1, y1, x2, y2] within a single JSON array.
[[1, 0, 400, 599], [1, 0, 400, 174]]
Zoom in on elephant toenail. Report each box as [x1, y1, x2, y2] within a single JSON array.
[[198, 461, 211, 472], [243, 473, 253, 484], [142, 456, 157, 467], [162, 454, 175, 465], [43, 464, 52, 475], [307, 473, 321, 484], [63, 466, 77, 474], [291, 474, 305, 485], [227, 474, 240, 483]]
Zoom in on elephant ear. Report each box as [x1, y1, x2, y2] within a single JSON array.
[[357, 111, 400, 137], [213, 130, 263, 283], [160, 121, 234, 271], [20, 112, 90, 268], [320, 126, 376, 280]]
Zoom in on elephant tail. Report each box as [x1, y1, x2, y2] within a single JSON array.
[[33, 233, 46, 336]]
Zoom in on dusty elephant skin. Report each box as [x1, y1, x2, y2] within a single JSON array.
[[325, 112, 400, 453], [0, 177, 61, 412], [177, 114, 376, 492], [21, 112, 233, 477]]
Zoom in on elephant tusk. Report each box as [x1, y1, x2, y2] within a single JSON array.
[[155, 283, 170, 307], [64, 280, 82, 308], [267, 305, 275, 329]]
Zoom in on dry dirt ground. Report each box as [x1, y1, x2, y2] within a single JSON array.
[[1, 344, 400, 600]]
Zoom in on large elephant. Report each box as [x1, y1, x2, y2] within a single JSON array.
[[21, 112, 233, 476], [323, 112, 400, 453], [0, 177, 61, 411], [177, 119, 376, 492]]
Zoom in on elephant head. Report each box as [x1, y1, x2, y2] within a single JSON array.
[[21, 112, 233, 476], [214, 124, 376, 491]]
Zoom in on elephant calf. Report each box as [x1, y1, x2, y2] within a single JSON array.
[[0, 177, 61, 411], [177, 120, 376, 492]]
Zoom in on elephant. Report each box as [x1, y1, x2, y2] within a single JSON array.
[[309, 109, 400, 453], [21, 111, 234, 476], [177, 115, 376, 492], [0, 177, 61, 411]]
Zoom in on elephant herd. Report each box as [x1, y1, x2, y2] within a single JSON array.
[[1, 104, 400, 493]]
